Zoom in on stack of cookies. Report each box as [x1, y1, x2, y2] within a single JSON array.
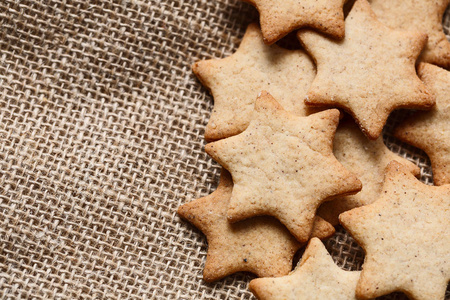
[[178, 0, 450, 299]]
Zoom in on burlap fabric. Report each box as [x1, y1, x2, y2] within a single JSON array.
[[0, 0, 448, 299]]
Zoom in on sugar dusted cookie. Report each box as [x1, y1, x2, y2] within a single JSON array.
[[318, 120, 420, 225], [242, 0, 347, 44], [205, 92, 362, 242], [297, 0, 435, 140], [395, 63, 450, 185], [369, 0, 450, 68], [178, 170, 334, 282], [340, 161, 450, 300], [249, 238, 360, 300], [193, 23, 317, 141]]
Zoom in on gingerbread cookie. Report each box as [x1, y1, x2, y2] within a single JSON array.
[[205, 92, 362, 242], [249, 238, 360, 300], [340, 161, 450, 300], [369, 0, 450, 68], [297, 0, 435, 140], [318, 120, 420, 225], [242, 0, 347, 44], [395, 63, 450, 185], [193, 23, 317, 141], [178, 170, 334, 282]]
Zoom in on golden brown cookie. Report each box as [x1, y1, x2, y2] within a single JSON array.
[[178, 170, 334, 282], [340, 161, 450, 300], [369, 0, 450, 69], [249, 238, 361, 300], [318, 120, 420, 225], [205, 92, 362, 242], [193, 23, 317, 141], [297, 0, 435, 140], [395, 63, 450, 185], [242, 0, 347, 44]]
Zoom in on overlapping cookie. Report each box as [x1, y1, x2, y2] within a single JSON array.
[[193, 23, 317, 141], [297, 0, 435, 140], [318, 120, 420, 225], [178, 170, 334, 282], [249, 238, 360, 300], [340, 161, 450, 300], [183, 0, 450, 296], [241, 0, 347, 44], [369, 0, 450, 68], [205, 92, 362, 242], [395, 63, 450, 185]]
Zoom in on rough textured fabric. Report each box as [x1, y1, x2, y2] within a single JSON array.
[[0, 0, 448, 299]]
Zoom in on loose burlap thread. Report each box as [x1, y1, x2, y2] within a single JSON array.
[[0, 0, 448, 299]]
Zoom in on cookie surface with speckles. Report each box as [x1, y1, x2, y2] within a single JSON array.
[[242, 0, 347, 44], [297, 0, 435, 139], [395, 63, 450, 186], [249, 238, 360, 300], [340, 161, 450, 300], [177, 170, 335, 282], [193, 23, 317, 141], [205, 92, 362, 242], [369, 0, 450, 68], [318, 120, 420, 225]]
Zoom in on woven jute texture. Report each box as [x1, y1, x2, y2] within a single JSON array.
[[0, 0, 448, 299]]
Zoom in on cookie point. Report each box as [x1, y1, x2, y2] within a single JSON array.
[[177, 202, 195, 221], [255, 91, 283, 112], [354, 177, 363, 191], [177, 205, 186, 218], [417, 62, 434, 76], [327, 108, 341, 120], [361, 124, 383, 140], [338, 210, 352, 227], [262, 34, 273, 45], [308, 237, 322, 246], [248, 279, 264, 299], [202, 271, 216, 283], [204, 143, 215, 155], [191, 60, 202, 73], [385, 160, 407, 174]]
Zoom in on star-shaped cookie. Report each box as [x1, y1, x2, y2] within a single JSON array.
[[369, 0, 450, 69], [340, 161, 450, 300], [297, 0, 435, 140], [178, 170, 335, 282], [205, 92, 362, 242], [318, 120, 420, 225], [249, 238, 361, 300], [241, 0, 347, 44], [193, 23, 317, 141], [395, 63, 450, 186]]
